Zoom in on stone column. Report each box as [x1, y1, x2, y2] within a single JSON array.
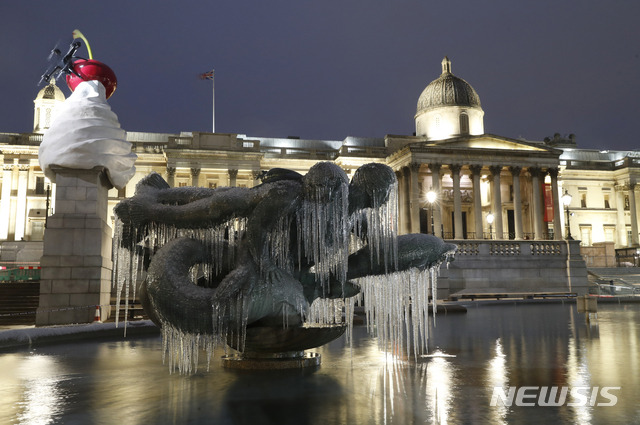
[[510, 166, 523, 240], [451, 164, 463, 239], [228, 168, 238, 187], [489, 166, 503, 239], [630, 183, 639, 246], [14, 166, 29, 241], [252, 170, 262, 187], [402, 167, 412, 235], [530, 168, 544, 240], [429, 164, 443, 238], [470, 165, 483, 239], [190, 167, 201, 187], [166, 166, 176, 187], [37, 166, 113, 326], [0, 164, 14, 240], [615, 185, 627, 245], [395, 171, 406, 234], [549, 168, 563, 241], [409, 163, 421, 234]]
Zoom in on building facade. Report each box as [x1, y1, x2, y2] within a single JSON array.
[[0, 58, 638, 273]]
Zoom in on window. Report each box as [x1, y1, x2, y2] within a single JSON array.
[[435, 115, 441, 128], [31, 221, 45, 241], [459, 113, 469, 134], [580, 225, 592, 246], [581, 193, 587, 208], [604, 226, 615, 243], [208, 182, 217, 189], [35, 177, 45, 195], [604, 194, 610, 209]]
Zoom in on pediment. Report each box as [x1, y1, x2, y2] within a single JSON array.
[[430, 134, 557, 153]]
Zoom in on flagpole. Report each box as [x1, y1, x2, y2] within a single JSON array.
[[211, 69, 215, 133], [200, 70, 215, 133]]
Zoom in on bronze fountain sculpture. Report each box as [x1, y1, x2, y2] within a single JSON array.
[[113, 162, 456, 372]]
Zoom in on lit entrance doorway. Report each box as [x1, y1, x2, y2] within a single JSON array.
[[507, 209, 515, 239]]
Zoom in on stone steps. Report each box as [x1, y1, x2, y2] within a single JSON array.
[[0, 281, 40, 325]]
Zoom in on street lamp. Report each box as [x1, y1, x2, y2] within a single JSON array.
[[426, 189, 437, 235], [487, 213, 494, 240], [562, 190, 573, 240]]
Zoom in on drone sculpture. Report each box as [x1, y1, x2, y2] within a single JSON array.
[[39, 31, 117, 99]]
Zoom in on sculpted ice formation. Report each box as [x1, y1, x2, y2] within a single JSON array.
[[39, 80, 136, 189]]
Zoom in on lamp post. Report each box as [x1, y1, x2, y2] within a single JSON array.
[[45, 184, 51, 229], [487, 213, 494, 240], [426, 189, 437, 236], [562, 190, 573, 240]]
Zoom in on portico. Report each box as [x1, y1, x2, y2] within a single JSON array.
[[388, 134, 564, 241]]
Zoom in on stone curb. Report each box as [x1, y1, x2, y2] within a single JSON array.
[[0, 320, 160, 350]]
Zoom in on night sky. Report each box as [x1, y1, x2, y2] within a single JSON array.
[[2, 1, 639, 151]]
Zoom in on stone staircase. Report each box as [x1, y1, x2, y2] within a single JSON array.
[[0, 281, 40, 325]]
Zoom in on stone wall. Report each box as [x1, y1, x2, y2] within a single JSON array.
[[581, 242, 616, 268], [445, 239, 589, 295]]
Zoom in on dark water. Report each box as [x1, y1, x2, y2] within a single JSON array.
[[1, 302, 639, 425]]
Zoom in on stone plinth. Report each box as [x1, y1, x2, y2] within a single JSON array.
[[36, 166, 113, 326]]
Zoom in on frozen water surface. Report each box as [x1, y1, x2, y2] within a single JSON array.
[[1, 303, 639, 425]]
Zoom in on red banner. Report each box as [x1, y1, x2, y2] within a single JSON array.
[[543, 183, 554, 222]]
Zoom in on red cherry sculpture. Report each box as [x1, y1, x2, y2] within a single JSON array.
[[66, 59, 117, 99]]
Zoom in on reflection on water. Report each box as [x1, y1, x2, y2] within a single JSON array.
[[1, 303, 639, 425], [487, 338, 509, 425], [15, 355, 70, 425]]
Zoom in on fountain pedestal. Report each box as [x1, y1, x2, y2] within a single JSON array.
[[36, 166, 113, 326], [222, 352, 322, 370]]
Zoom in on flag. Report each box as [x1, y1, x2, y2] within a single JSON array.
[[199, 70, 214, 80]]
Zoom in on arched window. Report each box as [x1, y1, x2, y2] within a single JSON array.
[[459, 113, 469, 134]]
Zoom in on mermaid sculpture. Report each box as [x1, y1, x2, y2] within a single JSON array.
[[113, 162, 456, 370]]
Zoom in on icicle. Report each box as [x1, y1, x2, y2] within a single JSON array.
[[306, 298, 344, 326], [353, 180, 399, 275], [344, 293, 361, 347], [261, 214, 295, 276], [297, 179, 349, 294], [357, 264, 442, 359], [160, 322, 220, 374]]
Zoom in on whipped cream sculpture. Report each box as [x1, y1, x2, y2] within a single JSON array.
[[38, 34, 136, 189]]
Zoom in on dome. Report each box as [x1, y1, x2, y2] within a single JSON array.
[[416, 57, 481, 115], [414, 57, 485, 140], [35, 79, 66, 102], [33, 79, 66, 133]]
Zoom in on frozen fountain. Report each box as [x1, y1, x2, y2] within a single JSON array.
[[113, 162, 456, 372]]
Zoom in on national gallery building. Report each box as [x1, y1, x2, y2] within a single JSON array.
[[1, 57, 638, 294]]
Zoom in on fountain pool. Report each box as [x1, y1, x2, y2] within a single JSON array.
[[1, 302, 638, 425]]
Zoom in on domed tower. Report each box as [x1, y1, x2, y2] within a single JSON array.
[[33, 79, 65, 133], [415, 57, 484, 141]]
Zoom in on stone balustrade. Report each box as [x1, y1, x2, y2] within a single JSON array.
[[442, 239, 588, 297]]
